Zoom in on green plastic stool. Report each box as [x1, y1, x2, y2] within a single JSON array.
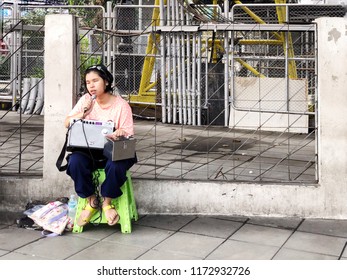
[[72, 170, 138, 234]]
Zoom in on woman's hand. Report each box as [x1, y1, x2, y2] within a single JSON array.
[[64, 112, 84, 128], [105, 129, 127, 141], [82, 95, 95, 116], [64, 95, 95, 128]]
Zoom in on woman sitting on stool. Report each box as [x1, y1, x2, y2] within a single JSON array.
[[64, 64, 137, 227]]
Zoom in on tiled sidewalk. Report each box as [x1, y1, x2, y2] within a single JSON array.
[[0, 215, 346, 260]]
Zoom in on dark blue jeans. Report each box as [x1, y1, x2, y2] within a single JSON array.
[[66, 150, 136, 199]]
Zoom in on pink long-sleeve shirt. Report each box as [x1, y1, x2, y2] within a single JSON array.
[[68, 94, 134, 136]]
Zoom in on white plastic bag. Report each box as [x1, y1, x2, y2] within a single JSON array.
[[28, 201, 69, 235]]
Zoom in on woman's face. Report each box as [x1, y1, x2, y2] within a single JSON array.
[[85, 71, 107, 97]]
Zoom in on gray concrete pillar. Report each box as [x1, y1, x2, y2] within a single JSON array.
[[316, 17, 347, 217], [43, 14, 77, 198]]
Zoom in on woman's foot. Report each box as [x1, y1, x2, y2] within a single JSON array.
[[77, 197, 98, 227], [102, 204, 119, 226]]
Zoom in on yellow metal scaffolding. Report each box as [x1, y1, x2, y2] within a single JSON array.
[[129, 0, 298, 105]]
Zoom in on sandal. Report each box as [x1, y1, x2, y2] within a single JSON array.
[[102, 204, 119, 226], [77, 203, 98, 227]]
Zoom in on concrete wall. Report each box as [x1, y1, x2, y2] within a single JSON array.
[[1, 16, 347, 220]]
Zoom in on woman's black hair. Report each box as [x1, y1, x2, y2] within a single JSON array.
[[84, 64, 114, 93]]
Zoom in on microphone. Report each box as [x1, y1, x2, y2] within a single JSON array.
[[83, 95, 96, 113]]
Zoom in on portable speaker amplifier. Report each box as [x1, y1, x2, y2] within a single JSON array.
[[67, 119, 114, 150]]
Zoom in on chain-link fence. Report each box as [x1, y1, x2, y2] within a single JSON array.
[[0, 3, 104, 175], [2, 1, 345, 183]]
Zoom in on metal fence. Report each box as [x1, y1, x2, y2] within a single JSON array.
[[2, 1, 345, 183], [127, 2, 318, 182], [0, 3, 104, 175]]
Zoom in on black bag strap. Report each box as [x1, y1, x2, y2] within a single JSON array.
[[56, 131, 69, 172]]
